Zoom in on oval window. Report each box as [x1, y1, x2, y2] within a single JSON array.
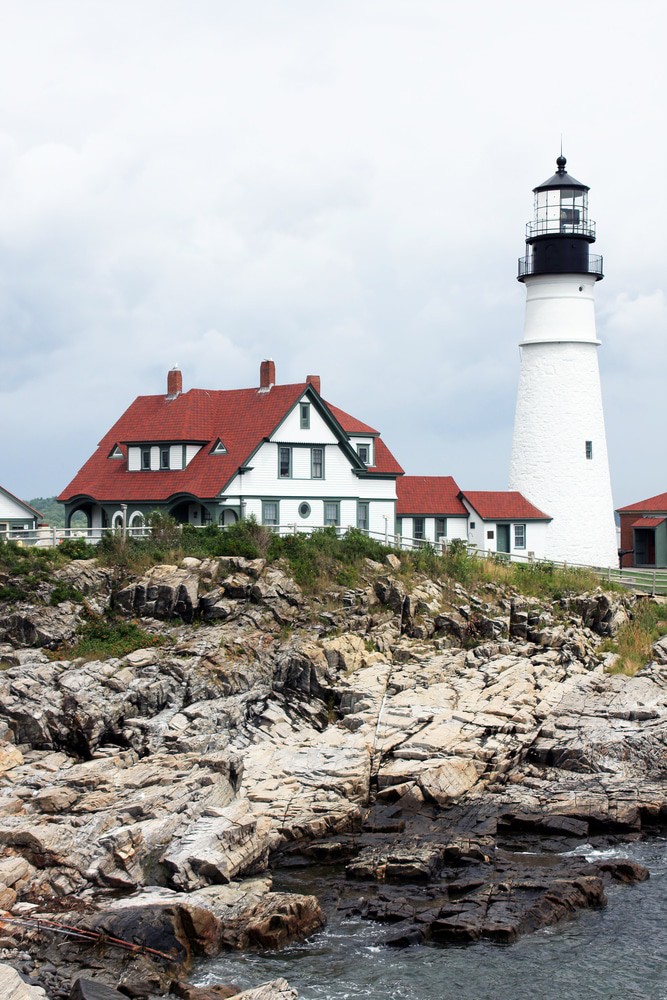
[[298, 502, 311, 519]]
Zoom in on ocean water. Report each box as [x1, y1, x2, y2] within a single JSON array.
[[195, 840, 667, 1000]]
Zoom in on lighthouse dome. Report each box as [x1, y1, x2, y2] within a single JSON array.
[[533, 154, 589, 193]]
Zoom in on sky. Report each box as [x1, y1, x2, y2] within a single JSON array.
[[0, 0, 665, 508]]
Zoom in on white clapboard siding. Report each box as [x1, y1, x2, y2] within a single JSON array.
[[272, 397, 340, 444], [230, 441, 396, 501], [0, 489, 35, 521]]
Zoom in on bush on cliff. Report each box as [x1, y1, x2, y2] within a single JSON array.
[[601, 598, 667, 675], [0, 541, 69, 597], [269, 527, 390, 589], [56, 609, 165, 661]]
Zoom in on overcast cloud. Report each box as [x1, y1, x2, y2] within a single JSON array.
[[0, 0, 664, 508]]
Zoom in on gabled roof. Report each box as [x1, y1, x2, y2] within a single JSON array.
[[630, 517, 666, 529], [617, 491, 667, 514], [461, 491, 551, 521], [397, 476, 467, 516], [0, 486, 43, 520], [58, 377, 402, 503]]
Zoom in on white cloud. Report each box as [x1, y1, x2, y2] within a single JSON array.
[[0, 0, 665, 508]]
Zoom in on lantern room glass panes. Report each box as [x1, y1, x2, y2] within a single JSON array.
[[529, 187, 593, 238]]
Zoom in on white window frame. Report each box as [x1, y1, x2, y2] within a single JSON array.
[[324, 501, 340, 526], [278, 447, 292, 479], [514, 523, 526, 549], [356, 443, 370, 465], [262, 501, 279, 526], [311, 446, 324, 479]]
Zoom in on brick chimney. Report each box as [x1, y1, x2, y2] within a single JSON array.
[[306, 374, 321, 394], [167, 366, 182, 397], [259, 359, 276, 390]]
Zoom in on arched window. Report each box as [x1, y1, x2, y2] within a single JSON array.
[[129, 511, 145, 537], [219, 508, 239, 526]]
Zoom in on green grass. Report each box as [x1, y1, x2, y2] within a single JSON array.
[[398, 539, 605, 600], [54, 612, 166, 661], [270, 527, 391, 590], [94, 518, 395, 592], [90, 519, 613, 601], [601, 599, 667, 675], [49, 582, 84, 606]]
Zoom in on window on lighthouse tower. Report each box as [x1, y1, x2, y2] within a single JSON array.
[[585, 440, 593, 460], [534, 187, 587, 236]]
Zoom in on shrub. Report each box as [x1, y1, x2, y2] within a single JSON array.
[[147, 510, 182, 547], [49, 582, 84, 606], [59, 537, 96, 560], [0, 542, 66, 590], [58, 612, 165, 661]]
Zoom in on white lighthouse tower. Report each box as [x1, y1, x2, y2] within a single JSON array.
[[509, 155, 618, 568]]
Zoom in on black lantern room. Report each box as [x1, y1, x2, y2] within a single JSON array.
[[518, 155, 603, 281]]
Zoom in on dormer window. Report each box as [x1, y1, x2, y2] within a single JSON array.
[[357, 444, 370, 465], [109, 445, 123, 459], [127, 443, 189, 471], [210, 439, 227, 455]]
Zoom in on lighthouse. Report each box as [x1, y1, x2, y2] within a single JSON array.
[[508, 155, 618, 568]]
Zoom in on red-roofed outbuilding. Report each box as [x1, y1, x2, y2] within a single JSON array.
[[460, 490, 551, 558], [617, 492, 667, 567]]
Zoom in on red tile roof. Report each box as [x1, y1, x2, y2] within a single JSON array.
[[630, 517, 666, 529], [324, 401, 379, 436], [396, 476, 466, 516], [461, 491, 551, 521], [58, 381, 402, 503], [617, 492, 667, 514], [365, 438, 404, 476]]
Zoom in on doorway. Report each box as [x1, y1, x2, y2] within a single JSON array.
[[497, 524, 511, 554], [634, 528, 655, 566]]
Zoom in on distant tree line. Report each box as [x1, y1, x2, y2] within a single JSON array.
[[30, 497, 66, 528]]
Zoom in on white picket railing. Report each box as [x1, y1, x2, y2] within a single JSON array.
[[2, 522, 666, 595]]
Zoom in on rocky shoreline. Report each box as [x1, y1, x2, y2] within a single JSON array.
[[0, 554, 665, 999]]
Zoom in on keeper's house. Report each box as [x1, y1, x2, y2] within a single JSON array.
[[58, 361, 404, 535]]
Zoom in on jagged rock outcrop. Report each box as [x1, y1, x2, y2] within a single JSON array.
[[0, 553, 664, 997], [0, 604, 83, 650]]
